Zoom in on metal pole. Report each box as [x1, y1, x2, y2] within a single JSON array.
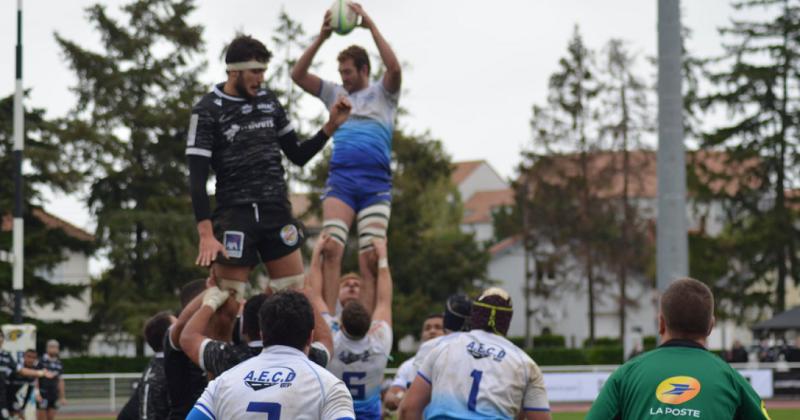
[[12, 0, 25, 324], [656, 1, 688, 303]]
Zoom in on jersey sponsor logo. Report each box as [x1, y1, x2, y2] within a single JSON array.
[[224, 231, 245, 258], [338, 350, 371, 365], [243, 367, 296, 391], [223, 124, 241, 142], [466, 340, 507, 362], [280, 224, 299, 246], [258, 102, 276, 113], [648, 407, 701, 417], [655, 376, 701, 405], [242, 104, 253, 114]]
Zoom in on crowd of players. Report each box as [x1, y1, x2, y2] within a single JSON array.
[[105, 3, 775, 419], [0, 336, 64, 420]]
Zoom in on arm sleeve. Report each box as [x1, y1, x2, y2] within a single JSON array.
[[322, 380, 356, 420], [585, 368, 622, 420], [522, 361, 550, 413], [188, 155, 212, 222], [201, 339, 237, 378], [378, 75, 401, 105], [734, 371, 771, 419], [391, 359, 415, 390], [279, 129, 330, 167], [418, 341, 445, 384], [309, 341, 330, 368], [318, 79, 344, 108]]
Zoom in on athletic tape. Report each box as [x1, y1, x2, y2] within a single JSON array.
[[323, 219, 350, 246], [269, 274, 305, 291], [218, 279, 246, 298]]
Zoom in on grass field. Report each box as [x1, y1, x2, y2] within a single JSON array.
[[68, 409, 800, 420]]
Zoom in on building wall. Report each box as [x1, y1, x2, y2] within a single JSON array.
[[457, 164, 507, 201], [460, 222, 495, 244], [29, 251, 91, 323]]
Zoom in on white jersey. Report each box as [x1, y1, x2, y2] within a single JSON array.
[[325, 314, 392, 420], [390, 356, 416, 390], [191, 345, 354, 420], [418, 330, 550, 419], [412, 335, 444, 372]]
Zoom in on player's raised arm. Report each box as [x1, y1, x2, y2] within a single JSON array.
[[304, 235, 334, 355], [291, 10, 332, 96], [278, 96, 351, 167], [349, 2, 401, 94], [179, 287, 232, 368], [370, 237, 392, 326]]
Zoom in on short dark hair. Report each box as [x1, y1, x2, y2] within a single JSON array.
[[661, 278, 714, 339], [425, 313, 444, 322], [341, 301, 371, 339], [337, 45, 370, 74], [179, 279, 207, 310], [260, 290, 314, 350], [225, 35, 272, 66], [242, 294, 268, 342], [144, 311, 174, 353], [24, 349, 36, 355]]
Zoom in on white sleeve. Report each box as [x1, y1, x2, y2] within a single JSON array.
[[418, 341, 446, 385], [322, 380, 356, 420], [522, 360, 550, 412], [370, 321, 393, 352], [413, 339, 434, 371], [378, 75, 400, 105], [391, 359, 415, 389], [318, 79, 345, 109], [192, 378, 219, 419]]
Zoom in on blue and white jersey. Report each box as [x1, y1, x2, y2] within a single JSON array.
[[188, 345, 354, 420], [390, 356, 416, 390], [318, 78, 399, 176], [418, 330, 550, 420], [325, 319, 393, 420]]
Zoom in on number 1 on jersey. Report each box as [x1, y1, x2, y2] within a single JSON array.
[[468, 369, 483, 412]]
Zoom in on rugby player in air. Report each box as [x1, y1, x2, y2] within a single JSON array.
[[292, 3, 401, 314], [187, 35, 351, 298]]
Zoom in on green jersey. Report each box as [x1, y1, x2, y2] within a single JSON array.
[[587, 340, 770, 420]]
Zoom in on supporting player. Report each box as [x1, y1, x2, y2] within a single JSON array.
[[384, 314, 444, 412], [292, 2, 401, 313], [186, 290, 355, 420], [0, 334, 54, 420], [8, 350, 52, 419], [138, 311, 175, 420], [399, 288, 551, 420], [317, 236, 392, 420], [187, 35, 351, 297], [586, 278, 771, 419], [35, 340, 65, 420]]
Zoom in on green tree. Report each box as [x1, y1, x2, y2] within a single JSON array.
[[596, 39, 654, 346], [0, 95, 92, 316], [303, 130, 489, 341], [55, 0, 208, 354], [518, 26, 612, 345], [697, 0, 800, 313]]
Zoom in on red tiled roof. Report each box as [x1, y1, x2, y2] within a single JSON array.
[[462, 189, 515, 224], [2, 208, 94, 242], [451, 160, 484, 186], [488, 235, 522, 256]]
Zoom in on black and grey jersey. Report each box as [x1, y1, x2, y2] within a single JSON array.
[[0, 351, 14, 379], [186, 84, 294, 208], [200, 340, 262, 378], [163, 329, 207, 420], [138, 355, 169, 420], [36, 354, 63, 389]]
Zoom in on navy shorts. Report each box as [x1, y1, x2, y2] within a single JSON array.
[[321, 168, 392, 212]]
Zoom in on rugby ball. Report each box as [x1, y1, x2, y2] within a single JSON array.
[[329, 0, 359, 35]]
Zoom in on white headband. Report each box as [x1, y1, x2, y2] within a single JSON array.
[[226, 60, 268, 71]]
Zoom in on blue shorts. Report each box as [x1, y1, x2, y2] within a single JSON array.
[[321, 167, 392, 213]]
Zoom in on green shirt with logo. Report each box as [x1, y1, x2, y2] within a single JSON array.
[[586, 340, 770, 419]]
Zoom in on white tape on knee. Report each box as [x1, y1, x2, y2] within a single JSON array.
[[218, 279, 247, 298], [358, 226, 387, 252], [269, 274, 305, 291], [356, 202, 391, 232], [322, 219, 350, 246]]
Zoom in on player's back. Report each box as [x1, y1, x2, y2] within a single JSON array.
[[418, 330, 549, 420], [191, 345, 354, 420], [326, 321, 392, 420]]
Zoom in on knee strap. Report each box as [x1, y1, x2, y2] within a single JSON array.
[[322, 219, 350, 246], [357, 202, 391, 252], [269, 273, 305, 291], [218, 278, 247, 298]]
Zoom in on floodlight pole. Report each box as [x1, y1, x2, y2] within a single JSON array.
[[656, 0, 688, 316], [12, 0, 25, 324]]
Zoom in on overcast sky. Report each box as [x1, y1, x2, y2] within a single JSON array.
[[0, 0, 738, 236]]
